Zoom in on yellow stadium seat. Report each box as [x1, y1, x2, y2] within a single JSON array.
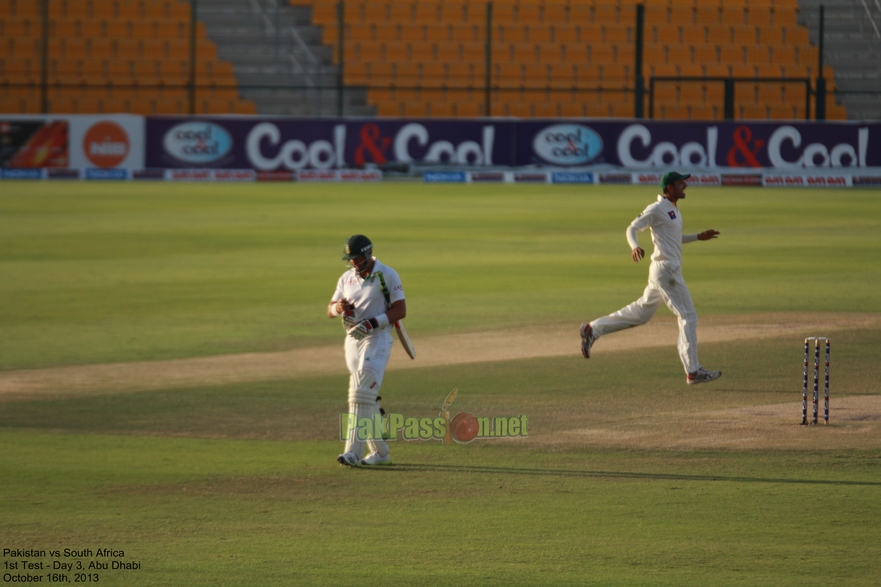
[[660, 104, 690, 120], [783, 26, 809, 45], [798, 45, 818, 66], [746, 8, 773, 26], [527, 26, 552, 43], [758, 27, 783, 45], [825, 102, 847, 121], [731, 25, 759, 44], [607, 101, 633, 119], [755, 63, 784, 78], [414, 3, 439, 25], [773, 8, 799, 26], [666, 45, 693, 65], [549, 62, 577, 83], [432, 1, 461, 25], [690, 103, 720, 120], [738, 103, 769, 120], [746, 45, 771, 64], [681, 26, 706, 44], [652, 25, 681, 44], [544, 4, 569, 26], [695, 6, 720, 25]]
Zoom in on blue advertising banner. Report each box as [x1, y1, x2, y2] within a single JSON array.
[[145, 117, 881, 172]]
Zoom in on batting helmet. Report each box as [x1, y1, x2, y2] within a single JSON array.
[[342, 234, 373, 261]]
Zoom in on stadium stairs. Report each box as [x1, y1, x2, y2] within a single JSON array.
[[194, 0, 374, 116]]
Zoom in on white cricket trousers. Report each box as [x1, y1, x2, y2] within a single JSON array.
[[590, 260, 701, 374], [343, 332, 393, 458]]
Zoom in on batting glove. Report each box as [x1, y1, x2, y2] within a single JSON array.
[[342, 314, 358, 330], [347, 318, 378, 340]]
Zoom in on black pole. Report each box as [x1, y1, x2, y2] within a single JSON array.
[[337, 1, 344, 117], [634, 4, 644, 118], [815, 5, 826, 120], [724, 78, 734, 120], [40, 0, 49, 113], [485, 3, 492, 117], [189, 1, 197, 115]]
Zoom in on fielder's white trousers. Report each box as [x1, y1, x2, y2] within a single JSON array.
[[590, 260, 701, 374]]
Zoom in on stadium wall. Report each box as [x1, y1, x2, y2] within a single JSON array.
[[1, 114, 879, 186]]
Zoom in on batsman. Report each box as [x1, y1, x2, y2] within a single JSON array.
[[328, 234, 407, 467]]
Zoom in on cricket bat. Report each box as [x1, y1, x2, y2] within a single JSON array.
[[394, 320, 416, 359], [376, 271, 416, 360]]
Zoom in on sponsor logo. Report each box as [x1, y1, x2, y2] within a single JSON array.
[[296, 169, 382, 182], [256, 171, 295, 181], [424, 171, 467, 182], [551, 171, 594, 184], [132, 169, 166, 180], [163, 122, 233, 165], [214, 169, 256, 182], [806, 175, 847, 186], [85, 168, 128, 180], [339, 169, 382, 181], [533, 124, 603, 166], [636, 173, 663, 185], [169, 169, 213, 181], [470, 172, 505, 182], [394, 123, 495, 165], [668, 211, 677, 219], [514, 172, 549, 183], [687, 174, 721, 185], [248, 123, 345, 171], [2, 168, 43, 179], [83, 121, 129, 168], [721, 173, 762, 186], [767, 126, 869, 168], [599, 173, 633, 184], [618, 125, 718, 168], [763, 175, 804, 186], [854, 176, 881, 186], [47, 168, 80, 179], [765, 174, 850, 187]]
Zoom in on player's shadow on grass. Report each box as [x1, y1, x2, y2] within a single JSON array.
[[369, 463, 881, 486]]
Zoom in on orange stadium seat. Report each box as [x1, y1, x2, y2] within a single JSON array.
[[0, 0, 249, 115]]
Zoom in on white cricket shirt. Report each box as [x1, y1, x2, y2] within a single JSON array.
[[626, 195, 698, 265], [331, 258, 405, 330]]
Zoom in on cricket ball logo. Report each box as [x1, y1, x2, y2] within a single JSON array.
[[440, 388, 479, 444]]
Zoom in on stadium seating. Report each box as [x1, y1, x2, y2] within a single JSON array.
[[0, 0, 255, 115], [295, 0, 845, 120]]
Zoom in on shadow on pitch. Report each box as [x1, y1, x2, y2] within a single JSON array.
[[361, 463, 881, 486]]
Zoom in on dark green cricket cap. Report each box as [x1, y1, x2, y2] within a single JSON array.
[[660, 171, 691, 190]]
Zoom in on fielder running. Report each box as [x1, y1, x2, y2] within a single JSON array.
[[580, 171, 722, 385], [328, 234, 406, 466]]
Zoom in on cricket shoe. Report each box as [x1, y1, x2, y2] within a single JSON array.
[[337, 451, 360, 467], [686, 368, 722, 385], [360, 452, 392, 466], [580, 323, 597, 359]]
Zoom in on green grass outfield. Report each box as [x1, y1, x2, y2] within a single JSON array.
[[1, 181, 880, 586]]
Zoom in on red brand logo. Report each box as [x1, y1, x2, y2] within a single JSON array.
[[83, 121, 129, 168]]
